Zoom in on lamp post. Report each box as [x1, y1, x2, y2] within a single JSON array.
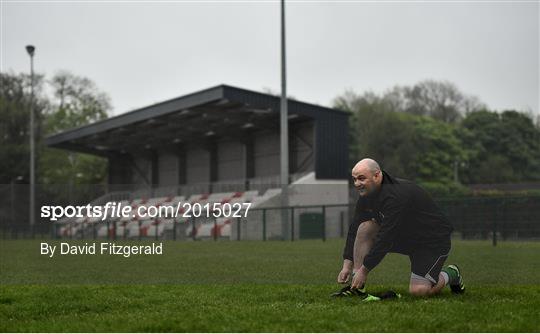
[[26, 45, 35, 235], [280, 0, 289, 240]]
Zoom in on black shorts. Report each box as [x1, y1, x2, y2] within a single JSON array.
[[408, 243, 451, 284], [364, 213, 451, 284]]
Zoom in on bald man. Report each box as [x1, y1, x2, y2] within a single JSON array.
[[333, 158, 465, 298]]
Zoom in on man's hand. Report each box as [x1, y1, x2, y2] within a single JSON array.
[[337, 267, 351, 284], [337, 260, 353, 284], [351, 265, 369, 289]]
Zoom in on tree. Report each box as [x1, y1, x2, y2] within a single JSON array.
[[0, 71, 47, 184], [39, 71, 111, 185], [383, 80, 485, 123], [334, 89, 400, 168], [460, 110, 540, 183], [355, 110, 419, 178], [45, 71, 110, 134], [334, 80, 486, 173], [0, 70, 111, 185], [412, 116, 466, 182], [334, 88, 467, 186]]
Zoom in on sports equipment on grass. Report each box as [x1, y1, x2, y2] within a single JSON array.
[[330, 285, 367, 297], [446, 264, 465, 294], [362, 290, 401, 302]]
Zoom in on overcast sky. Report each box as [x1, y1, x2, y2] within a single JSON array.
[[2, 1, 539, 117]]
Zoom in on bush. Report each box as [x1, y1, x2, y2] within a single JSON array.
[[418, 181, 471, 198]]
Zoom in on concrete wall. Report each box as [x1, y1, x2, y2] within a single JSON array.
[[186, 148, 210, 184], [123, 124, 317, 191], [254, 132, 280, 177], [217, 141, 245, 181], [291, 122, 314, 174], [158, 152, 178, 187], [132, 156, 152, 187], [108, 156, 132, 185], [230, 174, 349, 241]]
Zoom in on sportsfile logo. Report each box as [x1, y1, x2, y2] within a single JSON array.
[[40, 201, 252, 222]]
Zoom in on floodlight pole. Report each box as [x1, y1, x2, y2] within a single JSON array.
[[26, 45, 36, 235], [280, 0, 289, 239]]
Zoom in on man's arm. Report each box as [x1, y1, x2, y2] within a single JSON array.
[[342, 219, 360, 262], [338, 219, 359, 283], [340, 206, 379, 284], [338, 197, 367, 284], [352, 219, 379, 270], [349, 219, 379, 288], [351, 196, 406, 289], [362, 195, 407, 271]]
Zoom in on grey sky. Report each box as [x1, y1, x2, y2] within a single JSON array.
[[2, 1, 539, 116]]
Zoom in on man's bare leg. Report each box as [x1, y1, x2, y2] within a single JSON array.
[[409, 273, 446, 296]]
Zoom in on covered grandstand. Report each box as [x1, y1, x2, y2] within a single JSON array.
[[44, 85, 351, 240], [46, 85, 348, 188]]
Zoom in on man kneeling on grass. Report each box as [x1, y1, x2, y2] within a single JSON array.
[[333, 158, 465, 298]]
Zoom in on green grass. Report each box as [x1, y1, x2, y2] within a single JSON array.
[[1, 239, 539, 332]]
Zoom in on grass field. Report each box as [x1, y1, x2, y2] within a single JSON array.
[[1, 239, 539, 332]]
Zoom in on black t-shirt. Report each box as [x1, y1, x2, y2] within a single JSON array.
[[343, 171, 453, 270]]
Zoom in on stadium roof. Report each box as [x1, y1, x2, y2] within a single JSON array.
[[45, 84, 348, 157]]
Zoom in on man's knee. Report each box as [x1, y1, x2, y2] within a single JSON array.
[[356, 219, 379, 242], [409, 284, 432, 297]]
